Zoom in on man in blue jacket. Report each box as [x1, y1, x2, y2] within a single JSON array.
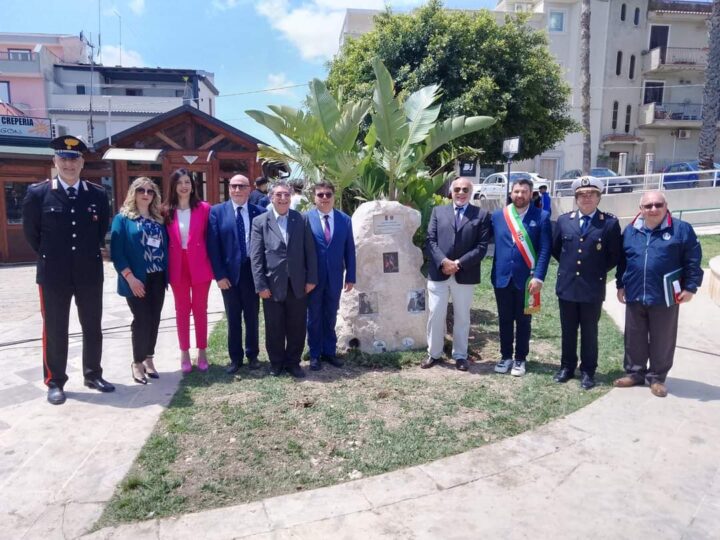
[[615, 190, 703, 397], [491, 179, 552, 377], [305, 181, 356, 370]]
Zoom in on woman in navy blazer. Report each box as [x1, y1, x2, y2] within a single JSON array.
[[111, 177, 169, 384]]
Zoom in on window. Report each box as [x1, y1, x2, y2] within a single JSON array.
[[625, 105, 632, 133], [5, 182, 31, 225], [634, 7, 640, 25], [8, 49, 31, 61], [175, 89, 184, 97], [620, 4, 626, 21], [125, 88, 143, 96], [616, 51, 623, 76], [548, 11, 565, 32], [76, 84, 86, 95], [0, 81, 9, 102], [643, 81, 665, 104], [612, 101, 619, 130], [629, 55, 636, 79]]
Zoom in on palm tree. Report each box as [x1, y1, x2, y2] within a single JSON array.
[[698, 0, 720, 176], [580, 0, 591, 175]]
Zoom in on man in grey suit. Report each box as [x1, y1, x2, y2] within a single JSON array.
[[250, 181, 318, 378], [424, 177, 491, 371]]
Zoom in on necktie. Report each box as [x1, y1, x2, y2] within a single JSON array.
[[323, 215, 331, 245], [580, 215, 589, 234], [67, 186, 77, 201], [455, 206, 463, 230], [236, 206, 247, 261]]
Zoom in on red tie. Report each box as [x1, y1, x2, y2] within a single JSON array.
[[323, 215, 331, 245]]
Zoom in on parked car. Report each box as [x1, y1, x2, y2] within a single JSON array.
[[661, 160, 720, 189], [558, 168, 633, 195], [472, 172, 550, 201]]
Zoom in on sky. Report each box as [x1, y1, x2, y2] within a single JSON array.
[[2, 0, 496, 144]]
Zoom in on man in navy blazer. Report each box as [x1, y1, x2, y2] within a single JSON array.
[[250, 181, 318, 378], [207, 174, 266, 374], [491, 178, 552, 377], [424, 177, 490, 371], [305, 181, 356, 370]]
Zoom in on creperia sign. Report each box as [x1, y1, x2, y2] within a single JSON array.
[[0, 115, 52, 139]]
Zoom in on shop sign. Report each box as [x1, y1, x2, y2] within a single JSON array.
[[0, 115, 51, 139]]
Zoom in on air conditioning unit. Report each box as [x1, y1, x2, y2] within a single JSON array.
[[677, 129, 691, 139]]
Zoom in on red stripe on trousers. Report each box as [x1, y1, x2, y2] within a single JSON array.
[[38, 285, 53, 385]]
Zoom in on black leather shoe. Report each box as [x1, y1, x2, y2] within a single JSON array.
[[580, 372, 596, 390], [553, 368, 575, 383], [309, 357, 322, 371], [84, 377, 115, 393], [321, 355, 343, 368], [456, 358, 469, 371], [225, 361, 241, 375], [47, 385, 66, 405], [287, 365, 306, 379], [421, 356, 440, 369], [247, 357, 260, 370], [269, 366, 283, 377]]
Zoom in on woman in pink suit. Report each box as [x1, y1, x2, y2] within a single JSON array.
[[165, 168, 213, 373]]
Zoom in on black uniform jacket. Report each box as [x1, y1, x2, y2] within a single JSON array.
[[552, 209, 622, 303], [22, 178, 110, 288]]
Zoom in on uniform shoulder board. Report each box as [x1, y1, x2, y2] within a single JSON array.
[[30, 179, 50, 188], [601, 211, 617, 219], [560, 210, 575, 218]]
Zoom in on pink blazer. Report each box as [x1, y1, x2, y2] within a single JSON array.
[[167, 201, 214, 286]]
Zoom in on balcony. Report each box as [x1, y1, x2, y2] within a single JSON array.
[[0, 51, 41, 74], [643, 47, 707, 73], [638, 102, 703, 128], [48, 94, 184, 115]]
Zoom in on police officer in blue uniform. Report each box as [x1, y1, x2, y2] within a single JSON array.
[[22, 136, 115, 405], [551, 176, 622, 389]]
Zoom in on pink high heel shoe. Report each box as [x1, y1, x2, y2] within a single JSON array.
[[197, 349, 209, 372], [180, 350, 192, 374]]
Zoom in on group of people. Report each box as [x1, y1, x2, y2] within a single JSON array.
[[423, 175, 703, 397], [23, 136, 702, 406]]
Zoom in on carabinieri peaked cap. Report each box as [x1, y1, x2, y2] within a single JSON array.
[[50, 135, 89, 158]]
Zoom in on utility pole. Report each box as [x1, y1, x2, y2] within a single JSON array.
[[113, 9, 122, 66], [79, 32, 96, 149]]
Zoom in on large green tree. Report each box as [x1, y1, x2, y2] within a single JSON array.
[[326, 0, 577, 163]]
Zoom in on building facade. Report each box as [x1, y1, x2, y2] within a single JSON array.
[[340, 1, 718, 178]]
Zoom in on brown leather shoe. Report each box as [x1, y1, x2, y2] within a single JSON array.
[[613, 375, 643, 388], [650, 382, 668, 397]]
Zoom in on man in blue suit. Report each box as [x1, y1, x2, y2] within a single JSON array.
[[491, 178, 552, 377], [207, 174, 266, 374], [305, 181, 356, 370]]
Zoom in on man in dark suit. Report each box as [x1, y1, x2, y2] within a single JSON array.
[[491, 178, 552, 377], [250, 181, 318, 378], [305, 181, 356, 370], [207, 174, 266, 374], [424, 177, 491, 371], [552, 177, 622, 389], [22, 135, 114, 405]]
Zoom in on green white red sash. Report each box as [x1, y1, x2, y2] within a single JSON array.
[[503, 204, 541, 314]]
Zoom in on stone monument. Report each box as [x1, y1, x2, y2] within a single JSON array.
[[336, 200, 428, 353]]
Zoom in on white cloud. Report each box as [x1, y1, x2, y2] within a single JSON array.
[[212, 0, 243, 11], [100, 45, 146, 67], [265, 72, 297, 95], [254, 0, 425, 61], [128, 0, 145, 15]]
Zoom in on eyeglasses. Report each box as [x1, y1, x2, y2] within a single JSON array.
[[641, 202, 665, 210], [136, 187, 156, 195], [315, 192, 334, 199], [273, 192, 291, 199], [453, 187, 470, 194], [229, 184, 250, 190]]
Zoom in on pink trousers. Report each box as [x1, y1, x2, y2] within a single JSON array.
[[171, 250, 211, 351]]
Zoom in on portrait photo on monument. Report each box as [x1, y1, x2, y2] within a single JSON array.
[[383, 252, 399, 273], [406, 289, 426, 313], [358, 292, 379, 315]]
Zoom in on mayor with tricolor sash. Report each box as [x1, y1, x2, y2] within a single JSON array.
[[490, 178, 552, 377]]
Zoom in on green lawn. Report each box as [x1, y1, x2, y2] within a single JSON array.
[[96, 259, 625, 529], [700, 234, 720, 268]]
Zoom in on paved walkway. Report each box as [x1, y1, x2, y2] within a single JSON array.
[[1, 262, 719, 539]]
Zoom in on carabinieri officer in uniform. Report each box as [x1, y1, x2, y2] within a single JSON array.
[[551, 176, 622, 389], [22, 135, 115, 405]]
